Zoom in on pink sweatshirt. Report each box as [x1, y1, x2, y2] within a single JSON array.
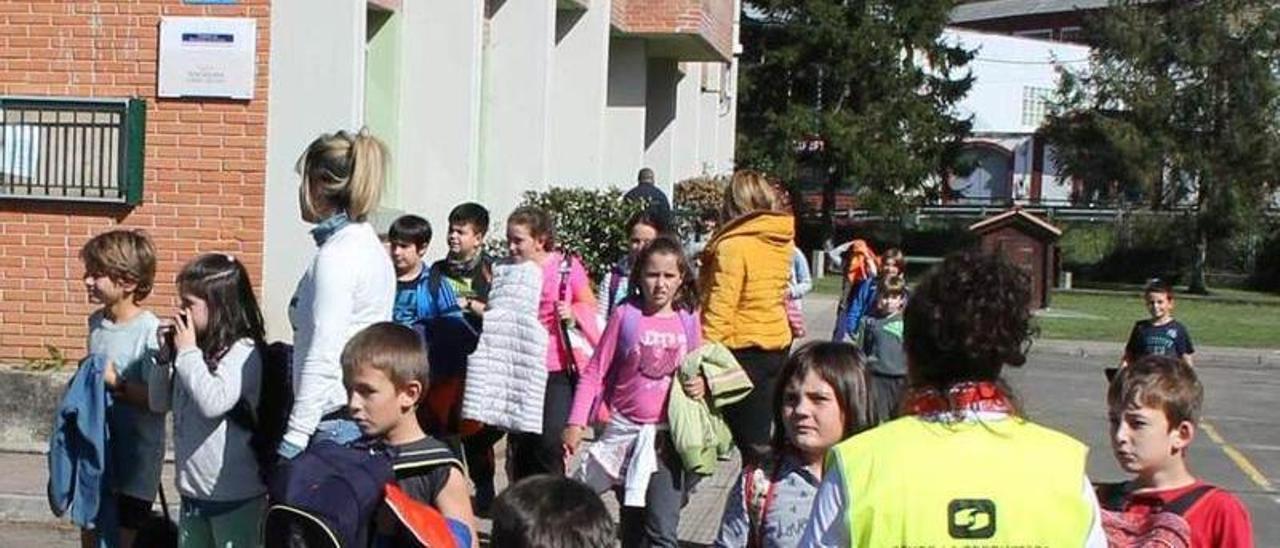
[[538, 252, 598, 373], [568, 302, 702, 426]]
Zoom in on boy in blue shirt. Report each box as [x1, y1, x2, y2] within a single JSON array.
[[80, 229, 165, 548], [1120, 278, 1195, 369]]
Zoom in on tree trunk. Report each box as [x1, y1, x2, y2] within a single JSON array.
[[1187, 230, 1209, 295]]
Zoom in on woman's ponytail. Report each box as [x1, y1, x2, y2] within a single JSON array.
[[346, 128, 388, 221]]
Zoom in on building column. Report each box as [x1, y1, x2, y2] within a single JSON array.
[[603, 37, 648, 188], [547, 3, 610, 187], [478, 0, 556, 221]]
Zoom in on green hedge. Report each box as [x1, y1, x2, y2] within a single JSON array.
[[518, 187, 645, 281]]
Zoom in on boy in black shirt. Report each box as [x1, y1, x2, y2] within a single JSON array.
[[1121, 279, 1195, 368], [341, 323, 476, 546]]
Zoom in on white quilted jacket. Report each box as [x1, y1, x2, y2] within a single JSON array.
[[461, 259, 550, 434]]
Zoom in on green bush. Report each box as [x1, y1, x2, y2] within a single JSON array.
[[674, 176, 728, 240], [1249, 224, 1280, 293], [519, 187, 645, 281], [1058, 223, 1115, 268]]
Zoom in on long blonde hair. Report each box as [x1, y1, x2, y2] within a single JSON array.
[[297, 128, 388, 222], [721, 170, 780, 221]]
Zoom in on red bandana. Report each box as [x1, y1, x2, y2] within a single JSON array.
[[904, 381, 1014, 417]]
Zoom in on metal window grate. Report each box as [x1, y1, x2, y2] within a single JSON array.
[[0, 97, 146, 205]]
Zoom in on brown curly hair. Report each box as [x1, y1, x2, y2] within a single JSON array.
[[903, 250, 1037, 391]]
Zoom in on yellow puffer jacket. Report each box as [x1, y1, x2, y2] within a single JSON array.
[[699, 211, 795, 351]]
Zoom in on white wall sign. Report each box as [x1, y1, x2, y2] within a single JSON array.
[[158, 17, 256, 100]]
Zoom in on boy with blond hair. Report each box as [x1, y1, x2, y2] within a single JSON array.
[[79, 229, 165, 547], [341, 322, 477, 546], [1099, 355, 1253, 547]]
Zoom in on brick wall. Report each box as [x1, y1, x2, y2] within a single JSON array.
[[611, 0, 734, 61], [0, 0, 270, 363]]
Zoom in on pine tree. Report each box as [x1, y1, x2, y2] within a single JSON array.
[[737, 1, 974, 238], [1044, 0, 1280, 293]]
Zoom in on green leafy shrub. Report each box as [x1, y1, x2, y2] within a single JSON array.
[[21, 345, 68, 371], [674, 176, 728, 240], [519, 187, 645, 281]]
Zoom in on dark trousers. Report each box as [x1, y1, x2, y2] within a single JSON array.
[[460, 426, 504, 513], [870, 373, 906, 425], [617, 435, 693, 548], [722, 347, 789, 466], [509, 371, 575, 481]]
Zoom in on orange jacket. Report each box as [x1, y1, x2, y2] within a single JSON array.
[[698, 211, 795, 350]]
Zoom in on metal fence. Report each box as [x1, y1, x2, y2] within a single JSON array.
[[0, 97, 145, 205]]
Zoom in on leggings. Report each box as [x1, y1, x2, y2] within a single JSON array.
[[721, 347, 789, 466], [508, 371, 575, 481]]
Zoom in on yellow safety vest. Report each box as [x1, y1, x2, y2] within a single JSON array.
[[833, 415, 1093, 547]]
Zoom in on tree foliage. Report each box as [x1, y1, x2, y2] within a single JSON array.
[[1043, 0, 1280, 292], [737, 0, 974, 221]]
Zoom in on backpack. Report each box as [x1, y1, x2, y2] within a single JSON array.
[[1097, 482, 1216, 548], [381, 441, 469, 547], [589, 302, 700, 426], [228, 341, 294, 484], [132, 484, 178, 548], [265, 441, 395, 548], [742, 461, 781, 548]]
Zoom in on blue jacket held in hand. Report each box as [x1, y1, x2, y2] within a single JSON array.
[[47, 354, 118, 536]]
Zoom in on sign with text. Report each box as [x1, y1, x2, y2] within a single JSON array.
[[158, 17, 256, 100]]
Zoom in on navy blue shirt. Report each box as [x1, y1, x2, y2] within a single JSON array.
[[1125, 319, 1195, 360]]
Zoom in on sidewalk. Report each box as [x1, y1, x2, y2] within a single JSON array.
[[0, 440, 741, 546]]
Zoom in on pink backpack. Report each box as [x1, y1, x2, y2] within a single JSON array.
[[1097, 482, 1214, 548]]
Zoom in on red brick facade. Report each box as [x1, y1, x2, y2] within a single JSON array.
[[611, 0, 734, 61], [0, 1, 270, 362]]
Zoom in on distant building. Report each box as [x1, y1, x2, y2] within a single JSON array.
[[950, 0, 1116, 44]]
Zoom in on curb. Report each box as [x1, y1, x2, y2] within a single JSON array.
[[1030, 339, 1280, 369]]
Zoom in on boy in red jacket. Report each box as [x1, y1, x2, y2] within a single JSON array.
[[1099, 355, 1253, 547]]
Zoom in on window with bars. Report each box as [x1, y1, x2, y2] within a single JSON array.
[[0, 97, 146, 205], [1021, 86, 1053, 128]]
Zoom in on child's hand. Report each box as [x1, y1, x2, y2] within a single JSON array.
[[103, 360, 120, 390], [561, 425, 586, 456], [556, 302, 574, 325], [682, 374, 709, 400], [173, 309, 197, 352]]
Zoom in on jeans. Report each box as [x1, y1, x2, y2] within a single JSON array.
[[617, 436, 694, 548], [312, 417, 362, 446]]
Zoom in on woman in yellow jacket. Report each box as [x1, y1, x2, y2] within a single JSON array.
[[798, 251, 1106, 547], [698, 170, 795, 465]]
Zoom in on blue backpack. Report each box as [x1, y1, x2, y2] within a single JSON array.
[[265, 441, 394, 548]]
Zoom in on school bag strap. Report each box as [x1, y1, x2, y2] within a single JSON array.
[[1097, 481, 1216, 515], [392, 440, 463, 479], [743, 461, 780, 548], [1162, 484, 1216, 515]]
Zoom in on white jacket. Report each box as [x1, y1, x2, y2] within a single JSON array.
[[462, 259, 549, 434], [286, 221, 394, 449]]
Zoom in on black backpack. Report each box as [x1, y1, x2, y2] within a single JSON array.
[[228, 341, 294, 483]]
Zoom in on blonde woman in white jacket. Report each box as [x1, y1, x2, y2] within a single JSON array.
[[277, 129, 395, 460]]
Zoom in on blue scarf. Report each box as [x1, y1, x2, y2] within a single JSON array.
[[310, 212, 351, 246]]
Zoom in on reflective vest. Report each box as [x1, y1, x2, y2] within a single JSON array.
[[833, 415, 1093, 547]]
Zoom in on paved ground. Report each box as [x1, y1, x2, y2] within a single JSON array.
[[4, 293, 1277, 546]]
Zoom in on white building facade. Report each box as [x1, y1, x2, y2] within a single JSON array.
[[261, 0, 741, 338]]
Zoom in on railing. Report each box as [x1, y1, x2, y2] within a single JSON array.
[[0, 96, 146, 205]]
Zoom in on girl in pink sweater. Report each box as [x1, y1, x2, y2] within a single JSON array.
[[563, 236, 702, 548]]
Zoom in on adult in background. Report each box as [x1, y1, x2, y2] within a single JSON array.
[[279, 129, 396, 460], [697, 170, 795, 466], [624, 167, 673, 227]]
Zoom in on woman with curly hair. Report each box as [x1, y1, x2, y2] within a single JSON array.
[[798, 250, 1107, 548]]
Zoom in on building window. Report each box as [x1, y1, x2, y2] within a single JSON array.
[[1058, 26, 1083, 42], [1013, 29, 1054, 40], [0, 97, 145, 205], [1021, 86, 1054, 128]]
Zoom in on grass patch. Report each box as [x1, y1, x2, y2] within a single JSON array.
[[813, 276, 844, 296], [1039, 291, 1280, 349]]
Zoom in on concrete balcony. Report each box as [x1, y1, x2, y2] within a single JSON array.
[[610, 0, 735, 62]]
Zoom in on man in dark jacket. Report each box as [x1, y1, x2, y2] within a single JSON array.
[[623, 167, 672, 226]]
